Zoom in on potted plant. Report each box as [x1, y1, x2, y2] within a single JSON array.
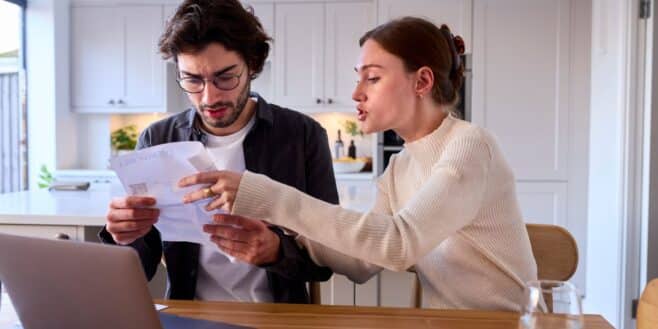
[[37, 164, 54, 189], [111, 125, 138, 156]]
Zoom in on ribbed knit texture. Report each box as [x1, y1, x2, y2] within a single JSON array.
[[232, 115, 537, 310]]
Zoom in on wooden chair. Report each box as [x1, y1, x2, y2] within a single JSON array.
[[408, 223, 579, 308], [309, 281, 322, 304], [638, 278, 658, 329], [526, 223, 579, 281]]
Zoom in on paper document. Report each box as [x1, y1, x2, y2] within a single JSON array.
[[109, 142, 232, 253], [155, 304, 169, 311]]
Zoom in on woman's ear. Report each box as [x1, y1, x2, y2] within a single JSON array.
[[414, 66, 434, 98]]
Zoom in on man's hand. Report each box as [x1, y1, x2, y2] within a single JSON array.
[[203, 214, 281, 265], [106, 196, 159, 245]]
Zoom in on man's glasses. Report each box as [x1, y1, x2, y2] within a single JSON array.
[[176, 66, 245, 93]]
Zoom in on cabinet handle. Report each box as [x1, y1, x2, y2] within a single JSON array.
[[108, 99, 115, 105], [117, 99, 125, 105], [316, 98, 323, 104], [55, 233, 70, 240], [327, 98, 334, 104]]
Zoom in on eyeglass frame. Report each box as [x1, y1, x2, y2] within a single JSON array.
[[176, 66, 247, 93]]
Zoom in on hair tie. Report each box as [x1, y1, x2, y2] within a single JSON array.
[[439, 25, 464, 76], [453, 36, 465, 56]]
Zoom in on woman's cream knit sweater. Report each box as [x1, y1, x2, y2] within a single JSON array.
[[232, 115, 537, 310]]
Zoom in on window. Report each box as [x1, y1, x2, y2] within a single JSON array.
[[0, 0, 27, 193]]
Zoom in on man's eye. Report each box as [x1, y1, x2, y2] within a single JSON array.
[[367, 77, 380, 83]]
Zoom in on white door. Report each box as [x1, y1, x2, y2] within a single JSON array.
[[324, 2, 374, 111], [122, 6, 165, 110], [377, 0, 472, 52], [273, 3, 324, 110], [71, 6, 122, 111]]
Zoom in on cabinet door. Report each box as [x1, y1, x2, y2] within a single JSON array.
[[249, 3, 274, 101], [377, 0, 472, 52], [121, 6, 165, 111], [274, 3, 324, 110], [71, 6, 122, 111], [379, 270, 416, 308], [471, 0, 570, 180], [325, 2, 374, 111], [164, 4, 177, 24]]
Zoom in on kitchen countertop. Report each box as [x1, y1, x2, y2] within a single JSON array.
[[0, 185, 121, 226], [0, 178, 377, 226]]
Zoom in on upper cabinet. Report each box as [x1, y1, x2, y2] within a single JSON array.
[[246, 2, 275, 101], [377, 0, 472, 53], [471, 0, 571, 181], [71, 5, 166, 113], [273, 1, 374, 112]]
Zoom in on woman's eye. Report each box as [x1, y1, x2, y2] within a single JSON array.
[[367, 77, 380, 83]]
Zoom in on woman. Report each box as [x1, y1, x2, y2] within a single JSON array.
[[179, 17, 537, 310]]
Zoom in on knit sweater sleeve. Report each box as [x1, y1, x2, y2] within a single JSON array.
[[293, 176, 392, 283], [232, 133, 491, 271]]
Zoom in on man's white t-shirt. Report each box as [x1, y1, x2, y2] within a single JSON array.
[[194, 114, 273, 302]]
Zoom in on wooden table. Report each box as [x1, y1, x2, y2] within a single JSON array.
[[158, 299, 615, 329]]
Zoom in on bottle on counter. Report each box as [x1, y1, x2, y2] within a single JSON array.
[[334, 129, 344, 159], [348, 140, 356, 159]]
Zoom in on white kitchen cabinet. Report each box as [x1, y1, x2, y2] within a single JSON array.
[[246, 2, 275, 101], [377, 0, 472, 53], [471, 0, 588, 293], [274, 1, 374, 112], [516, 182, 568, 227], [471, 0, 571, 181], [71, 5, 166, 113]]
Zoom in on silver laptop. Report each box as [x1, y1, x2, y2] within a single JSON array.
[[0, 233, 247, 329]]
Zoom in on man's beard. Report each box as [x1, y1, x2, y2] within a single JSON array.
[[197, 81, 251, 129]]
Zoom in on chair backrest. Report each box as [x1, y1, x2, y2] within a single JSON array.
[[526, 223, 578, 281], [638, 278, 658, 329], [408, 223, 579, 308]]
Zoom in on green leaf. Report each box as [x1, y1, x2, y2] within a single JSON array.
[[111, 125, 139, 151], [37, 164, 54, 188]]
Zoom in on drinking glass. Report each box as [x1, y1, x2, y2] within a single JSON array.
[[518, 280, 584, 329]]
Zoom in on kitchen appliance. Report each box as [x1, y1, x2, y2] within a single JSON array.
[[376, 54, 471, 174]]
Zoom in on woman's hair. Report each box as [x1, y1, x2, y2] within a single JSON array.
[[158, 0, 272, 80], [359, 17, 466, 109]]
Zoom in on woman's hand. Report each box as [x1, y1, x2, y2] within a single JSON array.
[[178, 170, 243, 212]]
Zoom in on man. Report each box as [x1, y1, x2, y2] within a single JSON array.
[[99, 0, 337, 303]]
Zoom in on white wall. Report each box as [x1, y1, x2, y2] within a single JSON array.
[[26, 0, 77, 189]]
